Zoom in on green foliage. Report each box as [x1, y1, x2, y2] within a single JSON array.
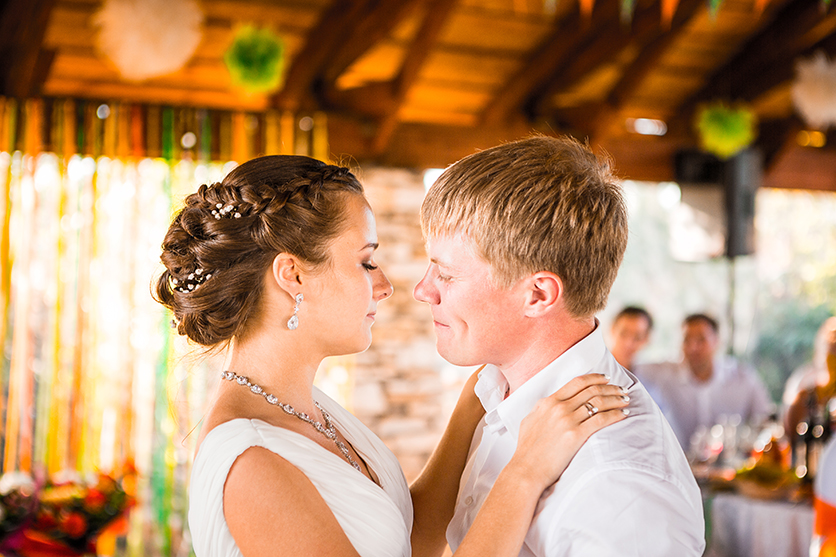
[[752, 301, 832, 403], [224, 25, 285, 93]]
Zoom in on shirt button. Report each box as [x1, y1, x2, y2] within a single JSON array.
[[464, 496, 474, 506]]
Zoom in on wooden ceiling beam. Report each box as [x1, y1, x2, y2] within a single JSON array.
[[328, 112, 689, 181], [758, 117, 804, 172], [677, 0, 835, 120], [320, 0, 424, 86], [328, 113, 551, 169], [369, 0, 458, 155], [319, 0, 456, 154], [577, 0, 705, 141], [0, 0, 56, 98], [272, 0, 370, 111], [480, 1, 603, 125], [667, 1, 836, 161], [736, 27, 836, 104], [522, 0, 624, 121], [527, 0, 675, 120], [604, 0, 704, 109]]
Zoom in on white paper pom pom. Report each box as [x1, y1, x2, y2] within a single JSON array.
[[93, 0, 204, 82], [791, 51, 836, 130]]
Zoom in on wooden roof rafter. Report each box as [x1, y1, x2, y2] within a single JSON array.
[[319, 0, 425, 87], [271, 0, 371, 112], [479, 1, 606, 125], [677, 0, 836, 122], [0, 0, 56, 98], [670, 0, 836, 164], [533, 0, 705, 140], [528, 0, 667, 116], [603, 0, 704, 110], [368, 0, 458, 155]]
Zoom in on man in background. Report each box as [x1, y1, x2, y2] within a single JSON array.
[[609, 306, 652, 370], [643, 313, 773, 450]]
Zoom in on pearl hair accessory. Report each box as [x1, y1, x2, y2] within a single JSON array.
[[171, 268, 212, 293], [211, 203, 241, 219]]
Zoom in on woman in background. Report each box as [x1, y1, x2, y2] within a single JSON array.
[[154, 155, 629, 556]]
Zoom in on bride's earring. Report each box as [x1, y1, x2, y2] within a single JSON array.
[[287, 293, 304, 330]]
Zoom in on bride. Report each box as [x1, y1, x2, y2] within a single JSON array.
[[154, 155, 629, 556]]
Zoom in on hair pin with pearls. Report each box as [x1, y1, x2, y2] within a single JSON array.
[[171, 268, 213, 293], [211, 203, 241, 219]]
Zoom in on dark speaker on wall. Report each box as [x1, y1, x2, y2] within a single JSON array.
[[674, 150, 724, 184], [673, 149, 761, 259], [723, 148, 760, 257]]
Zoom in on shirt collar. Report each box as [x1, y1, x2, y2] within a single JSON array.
[[474, 321, 608, 440]]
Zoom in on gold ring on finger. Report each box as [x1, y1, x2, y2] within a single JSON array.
[[583, 401, 598, 417]]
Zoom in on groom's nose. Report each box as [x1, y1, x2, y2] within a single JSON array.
[[413, 265, 439, 304]]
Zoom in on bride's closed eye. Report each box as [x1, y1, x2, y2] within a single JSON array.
[[363, 262, 379, 271]]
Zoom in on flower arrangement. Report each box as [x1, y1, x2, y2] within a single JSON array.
[[29, 469, 135, 553], [0, 465, 135, 556]]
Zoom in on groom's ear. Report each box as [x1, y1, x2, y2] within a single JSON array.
[[523, 271, 563, 317]]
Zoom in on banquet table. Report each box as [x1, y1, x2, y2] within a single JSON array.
[[703, 491, 814, 557]]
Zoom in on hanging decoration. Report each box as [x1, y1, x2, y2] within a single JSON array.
[[791, 51, 836, 130], [93, 0, 204, 81], [224, 25, 286, 94], [695, 101, 758, 160]]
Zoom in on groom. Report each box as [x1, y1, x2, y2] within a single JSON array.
[[413, 135, 705, 556]]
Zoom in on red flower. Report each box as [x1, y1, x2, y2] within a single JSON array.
[[83, 488, 107, 511], [58, 511, 87, 538]]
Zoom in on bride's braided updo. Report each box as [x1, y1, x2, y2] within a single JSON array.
[[154, 155, 364, 347]]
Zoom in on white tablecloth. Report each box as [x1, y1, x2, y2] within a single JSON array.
[[705, 492, 814, 557]]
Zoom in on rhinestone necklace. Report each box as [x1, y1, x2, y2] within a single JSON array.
[[222, 371, 361, 471]]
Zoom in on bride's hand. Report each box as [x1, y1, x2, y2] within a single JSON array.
[[506, 373, 630, 490]]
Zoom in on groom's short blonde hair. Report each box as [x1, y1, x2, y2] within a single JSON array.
[[421, 134, 627, 319]]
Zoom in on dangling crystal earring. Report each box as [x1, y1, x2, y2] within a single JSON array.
[[287, 293, 304, 330]]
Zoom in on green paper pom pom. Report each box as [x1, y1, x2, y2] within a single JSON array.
[[224, 25, 285, 93], [695, 101, 758, 160]]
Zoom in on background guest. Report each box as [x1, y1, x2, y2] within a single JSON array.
[[641, 313, 774, 450], [608, 306, 653, 371]]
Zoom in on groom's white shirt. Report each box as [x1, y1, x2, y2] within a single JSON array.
[[446, 325, 705, 556]]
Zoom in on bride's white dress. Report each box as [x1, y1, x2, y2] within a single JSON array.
[[188, 387, 413, 556]]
